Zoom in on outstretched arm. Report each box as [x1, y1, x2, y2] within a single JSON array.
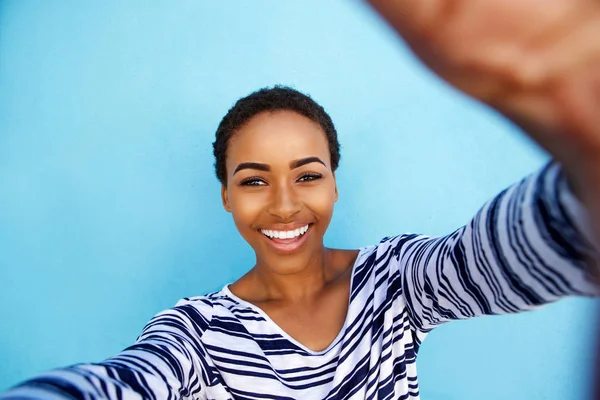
[[385, 162, 599, 332], [0, 303, 210, 400]]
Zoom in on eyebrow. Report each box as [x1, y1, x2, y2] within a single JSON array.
[[233, 156, 326, 175], [290, 156, 326, 169]]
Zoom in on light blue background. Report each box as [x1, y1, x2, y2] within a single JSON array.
[[0, 1, 598, 399]]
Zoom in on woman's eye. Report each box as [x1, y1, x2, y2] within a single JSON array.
[[240, 177, 266, 186], [297, 173, 323, 183]]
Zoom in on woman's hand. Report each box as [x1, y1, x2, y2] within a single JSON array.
[[368, 0, 600, 246]]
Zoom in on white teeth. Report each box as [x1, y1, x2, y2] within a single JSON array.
[[261, 224, 310, 240]]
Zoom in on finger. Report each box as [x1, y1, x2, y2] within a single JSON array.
[[366, 0, 452, 41], [527, 3, 600, 85], [475, 1, 588, 88], [556, 66, 600, 154]]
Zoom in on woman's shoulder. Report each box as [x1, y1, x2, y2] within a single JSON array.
[[174, 288, 238, 315], [358, 233, 424, 255], [351, 233, 432, 270], [138, 290, 235, 340]]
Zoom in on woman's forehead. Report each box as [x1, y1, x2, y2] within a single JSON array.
[[227, 110, 330, 162]]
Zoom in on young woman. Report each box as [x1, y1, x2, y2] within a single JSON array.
[[3, 1, 600, 399]]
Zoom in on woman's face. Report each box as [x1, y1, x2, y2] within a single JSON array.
[[222, 110, 338, 274]]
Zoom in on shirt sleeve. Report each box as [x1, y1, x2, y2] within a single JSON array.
[[388, 162, 600, 332], [0, 302, 212, 400]]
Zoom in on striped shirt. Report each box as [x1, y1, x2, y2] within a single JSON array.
[[2, 163, 598, 400]]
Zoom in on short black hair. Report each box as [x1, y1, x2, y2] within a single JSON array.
[[213, 85, 340, 184]]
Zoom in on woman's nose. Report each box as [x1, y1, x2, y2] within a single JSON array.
[[266, 183, 301, 220]]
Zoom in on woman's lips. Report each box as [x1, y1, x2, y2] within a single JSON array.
[[259, 224, 312, 253]]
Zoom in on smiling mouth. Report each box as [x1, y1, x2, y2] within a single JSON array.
[[260, 224, 310, 240], [258, 224, 312, 253]]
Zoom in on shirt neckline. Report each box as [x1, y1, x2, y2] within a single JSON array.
[[221, 246, 372, 356]]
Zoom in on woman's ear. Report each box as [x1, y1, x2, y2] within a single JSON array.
[[333, 173, 339, 202], [221, 185, 231, 212]]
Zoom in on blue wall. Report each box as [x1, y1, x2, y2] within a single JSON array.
[[0, 1, 597, 398]]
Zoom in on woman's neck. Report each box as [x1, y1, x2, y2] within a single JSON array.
[[231, 246, 358, 305], [252, 246, 332, 303]]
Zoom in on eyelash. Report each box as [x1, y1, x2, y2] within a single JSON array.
[[239, 176, 266, 186], [297, 173, 323, 182], [239, 173, 323, 187]]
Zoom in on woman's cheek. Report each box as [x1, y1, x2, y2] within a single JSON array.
[[301, 185, 336, 216], [231, 191, 268, 223]]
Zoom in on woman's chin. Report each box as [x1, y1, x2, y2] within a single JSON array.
[[255, 237, 325, 275]]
